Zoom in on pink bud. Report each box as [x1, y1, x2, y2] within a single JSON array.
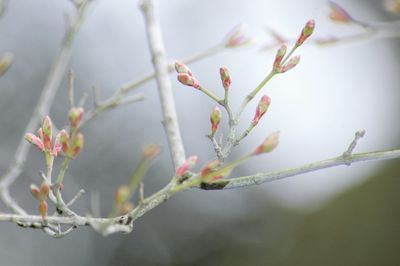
[[41, 116, 53, 151], [253, 131, 280, 155], [30, 184, 41, 199], [200, 159, 220, 177], [143, 144, 161, 160], [328, 2, 354, 23], [59, 130, 70, 154], [252, 95, 271, 125], [219, 66, 232, 90], [71, 133, 84, 158], [39, 200, 48, 221], [68, 107, 84, 128], [210, 106, 222, 136], [174, 61, 193, 76], [25, 133, 44, 151], [273, 45, 287, 71], [296, 20, 315, 46], [40, 182, 50, 199], [52, 131, 62, 156], [224, 24, 252, 48], [280, 56, 300, 73], [175, 155, 198, 177], [177, 73, 200, 89]]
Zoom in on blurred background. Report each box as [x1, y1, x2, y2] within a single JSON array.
[[0, 0, 399, 265]]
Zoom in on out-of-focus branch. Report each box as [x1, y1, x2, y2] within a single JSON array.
[[199, 132, 400, 190], [0, 0, 93, 213], [140, 0, 186, 169]]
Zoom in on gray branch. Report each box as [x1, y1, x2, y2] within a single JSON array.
[[140, 0, 186, 169]]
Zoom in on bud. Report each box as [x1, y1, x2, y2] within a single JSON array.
[[200, 159, 220, 177], [296, 20, 315, 46], [30, 184, 41, 199], [143, 144, 160, 160], [328, 2, 354, 23], [115, 185, 130, 206], [59, 129, 70, 154], [219, 66, 232, 90], [177, 73, 200, 89], [174, 61, 193, 76], [40, 182, 50, 199], [280, 56, 300, 73], [273, 45, 287, 71], [210, 106, 222, 136], [71, 133, 84, 158], [41, 116, 53, 151], [0, 53, 13, 77], [252, 95, 271, 125], [52, 131, 62, 156], [253, 131, 280, 155], [39, 200, 48, 221], [25, 133, 44, 151], [224, 24, 252, 48], [68, 107, 84, 128], [175, 155, 198, 177]]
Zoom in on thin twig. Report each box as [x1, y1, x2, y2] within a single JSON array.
[[0, 0, 93, 213], [140, 0, 186, 169], [68, 70, 75, 108], [66, 189, 85, 207]]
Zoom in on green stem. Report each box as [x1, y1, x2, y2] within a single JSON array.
[[236, 70, 276, 120], [199, 86, 222, 103], [56, 157, 72, 188]]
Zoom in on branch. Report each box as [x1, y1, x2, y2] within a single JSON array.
[[200, 132, 400, 190], [140, 0, 186, 169], [0, 1, 93, 213]]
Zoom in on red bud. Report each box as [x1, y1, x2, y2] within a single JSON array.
[[68, 107, 84, 128], [40, 182, 50, 199], [296, 20, 315, 46], [177, 73, 200, 89], [200, 159, 220, 177], [328, 2, 354, 23], [25, 133, 44, 151], [175, 155, 198, 177], [219, 66, 232, 90], [252, 95, 271, 125], [253, 131, 280, 155], [273, 45, 287, 71], [30, 184, 41, 199], [280, 56, 300, 73], [210, 106, 222, 136], [41, 116, 52, 151], [39, 201, 48, 221], [174, 61, 193, 76]]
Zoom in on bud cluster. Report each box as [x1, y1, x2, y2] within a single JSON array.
[[25, 116, 62, 157], [175, 61, 200, 89], [30, 182, 50, 221]]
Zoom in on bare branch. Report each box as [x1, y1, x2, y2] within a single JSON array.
[[140, 0, 186, 169], [0, 1, 94, 213]]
